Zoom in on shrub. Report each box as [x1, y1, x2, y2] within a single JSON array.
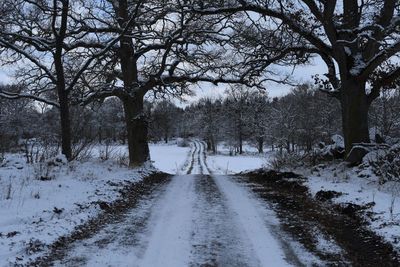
[[33, 162, 54, 181], [21, 138, 59, 164], [99, 142, 116, 161], [33, 155, 66, 181], [117, 153, 129, 167], [369, 144, 400, 184], [267, 151, 305, 171], [176, 138, 190, 147]]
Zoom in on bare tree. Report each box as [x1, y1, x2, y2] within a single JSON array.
[[198, 97, 222, 153], [223, 85, 253, 154], [199, 0, 400, 154], [0, 0, 128, 160], [247, 90, 270, 153], [149, 100, 181, 143], [82, 0, 261, 166], [369, 89, 400, 138]]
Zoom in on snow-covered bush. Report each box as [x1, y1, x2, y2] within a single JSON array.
[[176, 138, 190, 147], [33, 155, 66, 181], [72, 141, 95, 160], [117, 153, 129, 167], [268, 151, 304, 171], [368, 144, 400, 184], [99, 142, 116, 161], [314, 134, 345, 161], [33, 163, 55, 181], [21, 138, 59, 164]]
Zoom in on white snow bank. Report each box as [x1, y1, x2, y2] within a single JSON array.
[[89, 143, 191, 174], [0, 154, 152, 266], [207, 154, 268, 174], [149, 144, 191, 174]]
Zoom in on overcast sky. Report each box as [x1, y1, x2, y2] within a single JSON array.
[[180, 56, 326, 103]]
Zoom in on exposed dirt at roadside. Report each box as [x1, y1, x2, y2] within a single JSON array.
[[241, 169, 400, 266], [29, 172, 172, 267]]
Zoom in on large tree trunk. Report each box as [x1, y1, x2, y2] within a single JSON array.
[[57, 89, 72, 160], [54, 46, 72, 160], [121, 93, 150, 166], [54, 0, 72, 161], [340, 79, 370, 154]]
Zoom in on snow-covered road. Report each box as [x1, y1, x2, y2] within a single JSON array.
[[54, 141, 300, 267]]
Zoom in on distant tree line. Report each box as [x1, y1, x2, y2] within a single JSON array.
[[3, 82, 399, 159]]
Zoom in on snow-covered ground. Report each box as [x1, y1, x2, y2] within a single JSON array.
[[149, 143, 191, 174], [206, 142, 272, 174], [88, 142, 191, 174], [207, 154, 267, 174], [0, 142, 190, 266], [5, 140, 397, 266], [54, 141, 308, 267], [300, 163, 400, 252]]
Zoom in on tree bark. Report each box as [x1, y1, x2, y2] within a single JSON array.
[[121, 92, 150, 166], [57, 88, 72, 160], [257, 137, 264, 153], [207, 140, 212, 151], [212, 137, 217, 153], [238, 131, 243, 154], [164, 130, 169, 143], [340, 79, 371, 154]]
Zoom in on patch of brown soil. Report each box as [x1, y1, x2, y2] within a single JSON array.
[[242, 169, 400, 266]]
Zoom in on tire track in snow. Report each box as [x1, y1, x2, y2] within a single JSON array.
[[213, 175, 300, 266], [196, 142, 204, 175], [139, 175, 196, 267], [50, 141, 299, 267], [186, 141, 198, 174], [49, 174, 172, 267], [188, 140, 207, 175], [199, 141, 212, 175], [190, 175, 260, 267], [193, 141, 296, 266], [199, 142, 301, 266]]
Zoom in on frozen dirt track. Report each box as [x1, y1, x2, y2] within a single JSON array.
[[52, 141, 300, 267]]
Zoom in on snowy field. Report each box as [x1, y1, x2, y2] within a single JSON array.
[[206, 143, 269, 174], [0, 155, 152, 266], [0, 142, 190, 265], [149, 143, 191, 174], [88, 142, 191, 174], [207, 154, 266, 174]]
